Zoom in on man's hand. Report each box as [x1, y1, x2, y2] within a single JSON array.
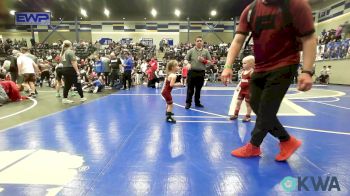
[[297, 73, 313, 91], [198, 56, 205, 62], [221, 68, 233, 86], [198, 56, 209, 64]]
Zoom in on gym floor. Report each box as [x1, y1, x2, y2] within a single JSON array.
[[0, 84, 349, 195]]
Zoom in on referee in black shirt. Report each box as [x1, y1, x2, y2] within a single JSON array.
[[184, 36, 212, 109]]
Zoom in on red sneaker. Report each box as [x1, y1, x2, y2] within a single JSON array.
[[231, 143, 261, 158], [275, 136, 302, 161]]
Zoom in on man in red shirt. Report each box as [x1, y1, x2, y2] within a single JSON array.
[[221, 0, 316, 161]]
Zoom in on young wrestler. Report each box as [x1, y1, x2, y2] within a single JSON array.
[[230, 55, 254, 122], [161, 60, 183, 123]]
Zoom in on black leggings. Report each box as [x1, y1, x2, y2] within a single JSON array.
[[40, 71, 50, 87], [249, 65, 298, 147], [62, 67, 84, 99], [110, 70, 119, 87], [123, 70, 132, 89]]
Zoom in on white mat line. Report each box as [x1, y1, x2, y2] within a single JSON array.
[[174, 116, 228, 118], [0, 98, 37, 120], [301, 99, 350, 110], [173, 102, 228, 118], [283, 125, 350, 136], [292, 97, 340, 103], [177, 120, 232, 123], [110, 94, 233, 97]]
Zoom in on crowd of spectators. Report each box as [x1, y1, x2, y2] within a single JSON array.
[[0, 36, 252, 107], [317, 22, 350, 60]]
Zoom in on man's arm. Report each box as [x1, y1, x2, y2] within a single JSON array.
[[72, 60, 79, 74], [221, 34, 247, 85], [298, 33, 317, 92], [33, 62, 40, 74], [225, 34, 247, 68], [184, 49, 192, 69], [17, 58, 22, 74], [300, 33, 317, 72]]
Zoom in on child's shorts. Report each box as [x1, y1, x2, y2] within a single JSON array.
[[238, 91, 250, 103], [161, 91, 173, 104]]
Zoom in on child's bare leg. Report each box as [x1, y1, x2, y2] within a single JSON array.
[[167, 104, 173, 113], [230, 100, 242, 120], [243, 100, 252, 122], [166, 103, 176, 123]]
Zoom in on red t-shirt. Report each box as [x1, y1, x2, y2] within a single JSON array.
[[182, 66, 188, 77], [147, 60, 158, 80], [0, 81, 21, 101], [237, 0, 315, 72]]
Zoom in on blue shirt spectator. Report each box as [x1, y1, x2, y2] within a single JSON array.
[[94, 60, 104, 73], [124, 56, 134, 71]]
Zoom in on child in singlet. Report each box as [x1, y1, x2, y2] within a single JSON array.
[[181, 64, 188, 86], [161, 60, 183, 123], [230, 55, 254, 122]]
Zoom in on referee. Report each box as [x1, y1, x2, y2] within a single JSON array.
[[184, 36, 211, 109]]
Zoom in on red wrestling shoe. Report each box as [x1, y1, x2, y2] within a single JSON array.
[[231, 143, 261, 158], [275, 136, 302, 161]]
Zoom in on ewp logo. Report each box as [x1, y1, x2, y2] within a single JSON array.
[[15, 12, 51, 25], [280, 176, 341, 192]]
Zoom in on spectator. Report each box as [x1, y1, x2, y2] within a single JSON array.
[[319, 66, 327, 84], [101, 55, 111, 88], [181, 64, 188, 86], [147, 57, 159, 88], [109, 52, 122, 88], [121, 52, 134, 90], [8, 50, 19, 83], [60, 40, 86, 104], [17, 47, 39, 98], [325, 65, 331, 84]]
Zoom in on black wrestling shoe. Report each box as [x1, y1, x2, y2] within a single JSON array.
[[185, 103, 191, 109], [195, 103, 204, 108], [166, 116, 176, 123]]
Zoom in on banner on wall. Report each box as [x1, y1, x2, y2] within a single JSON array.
[[99, 38, 113, 45], [15, 12, 51, 26], [165, 38, 174, 46], [120, 38, 132, 45], [140, 38, 153, 46]]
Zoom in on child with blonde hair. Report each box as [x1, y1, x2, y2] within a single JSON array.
[[161, 60, 183, 123], [230, 55, 255, 122]]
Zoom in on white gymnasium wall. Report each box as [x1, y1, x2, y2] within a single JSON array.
[[315, 59, 350, 85], [91, 32, 180, 46]]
